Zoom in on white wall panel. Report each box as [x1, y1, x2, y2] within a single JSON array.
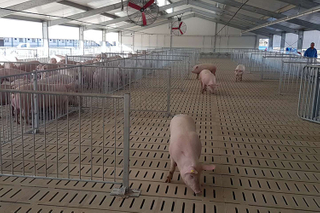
[[131, 17, 263, 50], [203, 36, 212, 48], [228, 37, 255, 48], [273, 35, 281, 48]]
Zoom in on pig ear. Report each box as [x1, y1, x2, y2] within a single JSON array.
[[186, 169, 199, 175], [196, 66, 199, 69], [202, 164, 216, 171]]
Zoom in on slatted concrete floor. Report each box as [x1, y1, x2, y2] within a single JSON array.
[[1, 57, 320, 212]]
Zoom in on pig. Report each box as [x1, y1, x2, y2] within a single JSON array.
[[199, 69, 218, 94], [0, 68, 26, 83], [235, 64, 245, 82], [37, 63, 60, 71], [15, 61, 41, 72], [12, 82, 79, 124], [93, 67, 122, 92], [77, 66, 96, 89], [57, 59, 78, 66], [78, 60, 96, 65], [166, 114, 215, 194], [37, 74, 74, 85], [0, 84, 12, 105], [107, 55, 122, 61], [96, 53, 107, 61], [4, 62, 17, 69], [192, 64, 217, 79], [49, 58, 57, 64], [11, 79, 31, 89]]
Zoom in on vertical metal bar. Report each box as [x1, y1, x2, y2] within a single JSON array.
[[123, 94, 130, 189], [67, 96, 70, 179], [102, 97, 105, 181], [90, 97, 93, 180], [114, 98, 117, 183], [43, 94, 47, 177], [0, 125, 2, 174], [55, 95, 58, 178], [311, 69, 319, 119], [8, 92, 14, 175], [78, 96, 82, 180], [279, 61, 284, 94], [33, 72, 39, 133]]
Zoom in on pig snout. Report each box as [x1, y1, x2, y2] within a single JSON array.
[[182, 171, 202, 195]]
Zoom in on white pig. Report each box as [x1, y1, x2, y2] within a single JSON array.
[[12, 83, 79, 124], [166, 114, 215, 194], [15, 61, 40, 72], [192, 64, 217, 79], [235, 64, 245, 82], [199, 69, 218, 94]]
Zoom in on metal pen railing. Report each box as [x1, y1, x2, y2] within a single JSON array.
[[298, 65, 320, 124], [0, 89, 140, 196]]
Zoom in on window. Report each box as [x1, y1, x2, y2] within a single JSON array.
[[19, 38, 23, 42], [259, 39, 269, 50]]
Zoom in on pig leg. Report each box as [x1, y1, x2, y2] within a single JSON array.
[[200, 81, 207, 94], [196, 74, 199, 79], [202, 85, 207, 94], [240, 75, 243, 82], [165, 158, 177, 183]]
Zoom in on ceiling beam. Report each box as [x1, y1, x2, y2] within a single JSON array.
[[126, 13, 196, 33], [58, 0, 119, 19], [191, 1, 297, 33], [0, 0, 59, 18], [242, 5, 320, 33], [195, 14, 271, 37], [275, 0, 319, 8], [48, 1, 127, 27], [208, 0, 284, 18], [192, 8, 281, 35], [84, 0, 186, 31], [208, 0, 320, 30], [107, 8, 193, 33], [5, 14, 83, 29]]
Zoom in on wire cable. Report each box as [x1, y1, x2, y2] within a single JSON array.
[[215, 0, 249, 36]]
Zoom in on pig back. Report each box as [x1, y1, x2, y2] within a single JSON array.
[[170, 114, 197, 134], [236, 64, 245, 71], [169, 114, 201, 160]]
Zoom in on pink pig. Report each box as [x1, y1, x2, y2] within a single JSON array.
[[166, 114, 215, 194], [199, 69, 218, 94], [192, 63, 217, 79], [235, 64, 245, 82]]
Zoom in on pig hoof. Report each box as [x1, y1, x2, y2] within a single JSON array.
[[165, 177, 171, 183]]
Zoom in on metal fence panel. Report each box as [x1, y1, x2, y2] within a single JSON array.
[[0, 90, 138, 196], [298, 66, 320, 124]]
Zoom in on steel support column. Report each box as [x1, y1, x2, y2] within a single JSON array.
[[269, 34, 274, 50], [42, 21, 50, 58], [79, 27, 85, 55], [280, 32, 286, 51], [297, 30, 304, 52]]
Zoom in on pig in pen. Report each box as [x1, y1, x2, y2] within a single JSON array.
[[0, 89, 139, 196]]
